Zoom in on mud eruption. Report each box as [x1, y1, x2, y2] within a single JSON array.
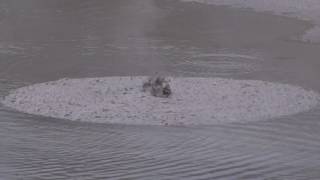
[[143, 76, 172, 98]]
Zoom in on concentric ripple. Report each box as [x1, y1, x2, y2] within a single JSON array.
[[2, 76, 319, 126], [173, 53, 261, 76]]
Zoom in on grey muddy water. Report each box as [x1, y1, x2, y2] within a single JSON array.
[[1, 0, 320, 179]]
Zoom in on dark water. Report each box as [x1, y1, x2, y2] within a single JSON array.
[[1, 0, 320, 179]]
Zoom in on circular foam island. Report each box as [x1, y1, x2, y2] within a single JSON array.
[[2, 76, 320, 126]]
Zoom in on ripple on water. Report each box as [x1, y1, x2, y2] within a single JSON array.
[[173, 53, 262, 76], [3, 116, 320, 179]]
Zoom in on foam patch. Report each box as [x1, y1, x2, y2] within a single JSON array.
[[2, 77, 320, 126]]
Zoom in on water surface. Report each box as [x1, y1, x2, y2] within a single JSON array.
[[1, 0, 320, 179]]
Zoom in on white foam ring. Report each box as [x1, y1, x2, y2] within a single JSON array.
[[2, 76, 320, 126]]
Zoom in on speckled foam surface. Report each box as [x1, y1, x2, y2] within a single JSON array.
[[2, 76, 320, 126]]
